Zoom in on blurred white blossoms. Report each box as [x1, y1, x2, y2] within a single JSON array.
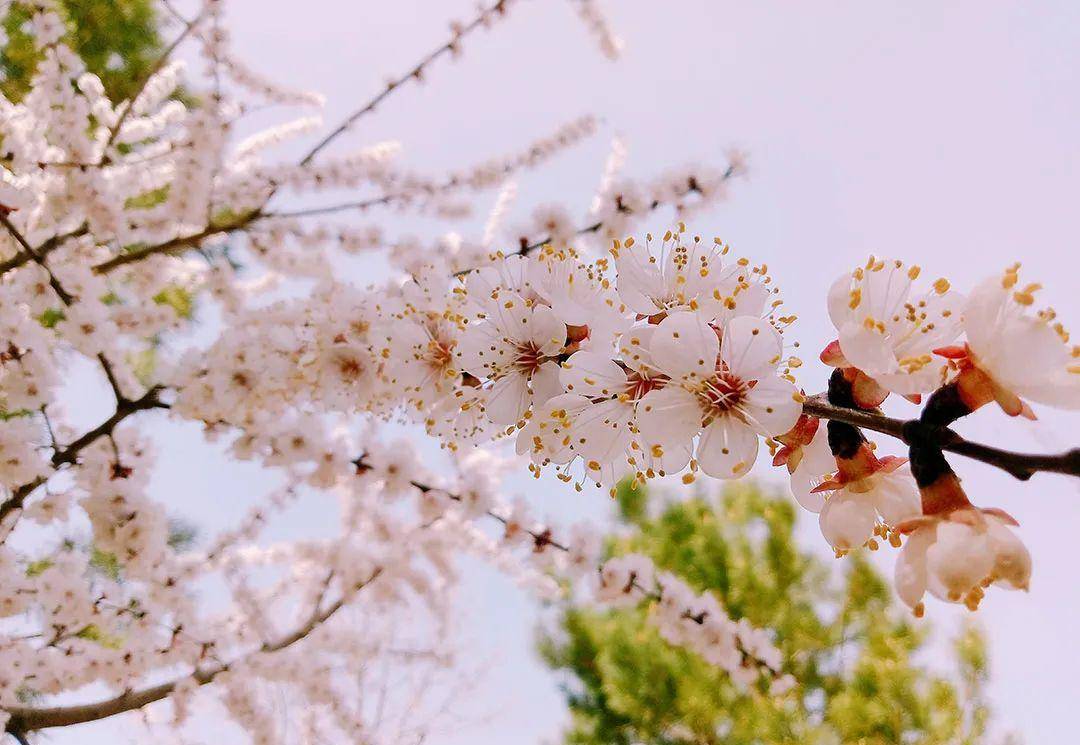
[[596, 555, 789, 691], [823, 257, 964, 403]]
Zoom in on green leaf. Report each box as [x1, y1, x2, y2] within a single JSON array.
[[38, 307, 66, 328], [153, 285, 193, 319], [74, 623, 124, 649], [89, 547, 122, 581], [0, 408, 33, 421], [128, 346, 157, 387], [25, 558, 54, 577]]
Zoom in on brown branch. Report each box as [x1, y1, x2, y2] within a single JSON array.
[[353, 456, 569, 552], [0, 387, 169, 528], [801, 394, 1080, 481], [3, 568, 382, 733], [0, 225, 88, 277], [91, 215, 255, 274]]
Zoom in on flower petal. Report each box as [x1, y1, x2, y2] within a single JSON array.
[[649, 312, 719, 381], [738, 375, 802, 436], [696, 418, 758, 479], [721, 316, 783, 381], [560, 350, 628, 397]]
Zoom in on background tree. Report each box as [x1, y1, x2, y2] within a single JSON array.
[[539, 481, 999, 745], [1, 0, 161, 102]]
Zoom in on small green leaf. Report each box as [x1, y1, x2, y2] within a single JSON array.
[[129, 347, 157, 387], [89, 547, 122, 581], [74, 623, 124, 649], [0, 408, 33, 421], [25, 558, 54, 577], [152, 285, 193, 319], [38, 307, 66, 328]]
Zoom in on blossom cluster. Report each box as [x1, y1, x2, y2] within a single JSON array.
[[0, 0, 787, 740], [0, 0, 1077, 740], [774, 257, 1077, 615]]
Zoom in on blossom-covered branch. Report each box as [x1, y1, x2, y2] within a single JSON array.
[[3, 567, 383, 732]]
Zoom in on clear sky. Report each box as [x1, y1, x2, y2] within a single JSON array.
[[49, 1, 1080, 743]]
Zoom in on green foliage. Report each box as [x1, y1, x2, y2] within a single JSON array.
[[24, 558, 53, 577], [1, 0, 162, 103], [89, 546, 122, 581], [153, 285, 194, 318], [74, 623, 124, 649], [0, 407, 33, 420], [540, 481, 995, 745], [37, 307, 65, 328]]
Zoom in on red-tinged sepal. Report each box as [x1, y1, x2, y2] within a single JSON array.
[[981, 506, 1020, 526], [877, 455, 908, 474], [851, 371, 888, 409], [902, 393, 922, 404], [810, 477, 843, 494], [893, 515, 936, 535], [772, 447, 792, 468], [933, 345, 968, 360], [819, 339, 849, 368]]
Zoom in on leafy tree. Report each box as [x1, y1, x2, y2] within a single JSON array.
[[1, 0, 161, 102], [539, 481, 997, 744]]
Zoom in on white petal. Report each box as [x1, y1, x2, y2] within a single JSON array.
[[635, 386, 701, 466], [738, 376, 801, 436], [696, 418, 758, 479], [525, 303, 567, 356], [869, 467, 921, 526], [649, 312, 719, 381], [837, 320, 897, 377], [560, 350, 628, 397], [789, 468, 826, 513], [529, 360, 564, 407], [801, 424, 836, 474], [826, 271, 856, 330], [925, 522, 994, 600], [454, 321, 512, 377], [986, 517, 1032, 590], [894, 526, 934, 610], [818, 491, 875, 550], [615, 247, 667, 315], [485, 373, 531, 425], [568, 398, 634, 465], [720, 316, 782, 381]]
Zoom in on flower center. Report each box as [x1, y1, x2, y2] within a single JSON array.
[[624, 370, 667, 400], [696, 371, 747, 417], [513, 341, 544, 374]]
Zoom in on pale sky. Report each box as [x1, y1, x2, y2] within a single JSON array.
[[47, 2, 1080, 743]]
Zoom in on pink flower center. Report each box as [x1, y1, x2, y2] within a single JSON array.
[[696, 371, 747, 416], [513, 341, 544, 374], [624, 369, 667, 400]]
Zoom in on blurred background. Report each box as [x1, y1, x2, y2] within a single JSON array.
[[7, 1, 1078, 742]]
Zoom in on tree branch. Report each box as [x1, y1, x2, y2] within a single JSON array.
[[801, 394, 1080, 481], [0, 387, 169, 528], [2, 568, 382, 733], [296, 0, 513, 168]]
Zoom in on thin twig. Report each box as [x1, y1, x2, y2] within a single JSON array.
[[296, 0, 512, 168], [0, 387, 169, 528], [801, 394, 1080, 481]]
